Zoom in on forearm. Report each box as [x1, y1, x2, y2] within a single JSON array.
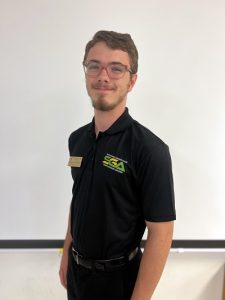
[[131, 221, 174, 300], [59, 207, 73, 288], [63, 208, 72, 252]]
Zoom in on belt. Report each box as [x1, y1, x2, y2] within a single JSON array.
[[72, 247, 139, 271]]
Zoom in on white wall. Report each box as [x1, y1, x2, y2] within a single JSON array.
[[0, 251, 224, 300], [1, 2, 225, 299], [1, 0, 225, 240]]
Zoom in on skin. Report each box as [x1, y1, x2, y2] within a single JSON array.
[[59, 210, 72, 289], [59, 41, 174, 300], [131, 221, 174, 300], [84, 41, 137, 135]]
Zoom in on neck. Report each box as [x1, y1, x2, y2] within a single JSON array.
[[94, 105, 126, 136]]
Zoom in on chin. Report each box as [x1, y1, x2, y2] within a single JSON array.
[[91, 94, 125, 112], [92, 101, 115, 112], [91, 96, 113, 111]]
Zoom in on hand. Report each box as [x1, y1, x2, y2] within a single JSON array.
[[59, 249, 69, 289]]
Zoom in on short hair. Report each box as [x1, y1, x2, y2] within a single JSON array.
[[83, 30, 138, 74]]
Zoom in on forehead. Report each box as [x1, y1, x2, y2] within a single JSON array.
[[86, 42, 130, 65]]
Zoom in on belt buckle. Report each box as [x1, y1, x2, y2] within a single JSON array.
[[95, 261, 105, 271]]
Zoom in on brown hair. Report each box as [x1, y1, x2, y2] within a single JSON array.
[[83, 30, 138, 74]]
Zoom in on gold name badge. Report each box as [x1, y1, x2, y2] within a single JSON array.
[[68, 156, 83, 168]]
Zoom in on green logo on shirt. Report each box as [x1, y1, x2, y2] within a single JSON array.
[[102, 154, 127, 173]]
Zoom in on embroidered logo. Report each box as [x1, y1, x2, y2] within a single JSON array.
[[102, 154, 127, 174]]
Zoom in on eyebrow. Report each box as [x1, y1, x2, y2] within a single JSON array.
[[88, 59, 100, 63], [87, 59, 125, 65]]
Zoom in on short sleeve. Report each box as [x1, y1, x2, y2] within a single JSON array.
[[137, 143, 176, 222]]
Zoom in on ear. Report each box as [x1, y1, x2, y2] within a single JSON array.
[[128, 74, 137, 92]]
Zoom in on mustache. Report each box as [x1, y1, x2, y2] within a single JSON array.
[[92, 83, 115, 90]]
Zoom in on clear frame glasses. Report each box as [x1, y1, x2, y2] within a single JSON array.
[[83, 60, 132, 79]]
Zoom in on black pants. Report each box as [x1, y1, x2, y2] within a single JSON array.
[[67, 248, 142, 300]]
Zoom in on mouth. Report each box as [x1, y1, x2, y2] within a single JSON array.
[[95, 88, 112, 93], [92, 84, 114, 92]]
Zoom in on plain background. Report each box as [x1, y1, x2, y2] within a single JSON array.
[[1, 1, 225, 299], [1, 0, 225, 241]]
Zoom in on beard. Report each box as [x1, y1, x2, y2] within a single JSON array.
[[88, 82, 129, 112], [91, 94, 125, 111]]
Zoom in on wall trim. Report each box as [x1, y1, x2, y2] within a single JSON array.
[[0, 240, 225, 249]]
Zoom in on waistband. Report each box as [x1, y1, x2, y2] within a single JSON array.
[[71, 247, 139, 271]]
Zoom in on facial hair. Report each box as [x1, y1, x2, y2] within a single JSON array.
[[91, 94, 125, 111], [88, 82, 130, 112]]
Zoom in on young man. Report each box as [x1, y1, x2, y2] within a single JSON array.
[[59, 30, 176, 300]]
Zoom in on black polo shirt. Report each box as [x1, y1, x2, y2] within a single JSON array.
[[68, 108, 176, 260]]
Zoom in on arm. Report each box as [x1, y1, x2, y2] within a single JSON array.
[[131, 220, 174, 300], [59, 207, 72, 289]]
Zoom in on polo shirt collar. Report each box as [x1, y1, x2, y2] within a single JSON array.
[[88, 107, 133, 136]]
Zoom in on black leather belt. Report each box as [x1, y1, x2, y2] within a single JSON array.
[[72, 247, 139, 271]]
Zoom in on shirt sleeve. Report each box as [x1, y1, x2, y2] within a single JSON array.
[[137, 143, 176, 222]]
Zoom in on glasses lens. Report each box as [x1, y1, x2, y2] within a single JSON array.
[[108, 64, 126, 78], [84, 61, 129, 78], [85, 62, 101, 76]]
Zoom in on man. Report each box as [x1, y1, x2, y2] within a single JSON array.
[[59, 30, 176, 300]]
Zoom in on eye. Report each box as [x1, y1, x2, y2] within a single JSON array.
[[87, 62, 100, 71], [110, 64, 125, 74]]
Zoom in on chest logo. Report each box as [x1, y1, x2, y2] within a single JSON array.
[[102, 154, 127, 174]]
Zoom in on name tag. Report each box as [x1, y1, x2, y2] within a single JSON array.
[[68, 156, 83, 167]]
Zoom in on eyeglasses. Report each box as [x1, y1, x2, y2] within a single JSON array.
[[83, 60, 133, 79]]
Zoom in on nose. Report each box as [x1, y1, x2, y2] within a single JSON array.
[[97, 66, 110, 81]]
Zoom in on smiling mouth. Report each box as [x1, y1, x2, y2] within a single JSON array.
[[94, 87, 113, 93], [96, 87, 111, 90], [93, 83, 114, 90]]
